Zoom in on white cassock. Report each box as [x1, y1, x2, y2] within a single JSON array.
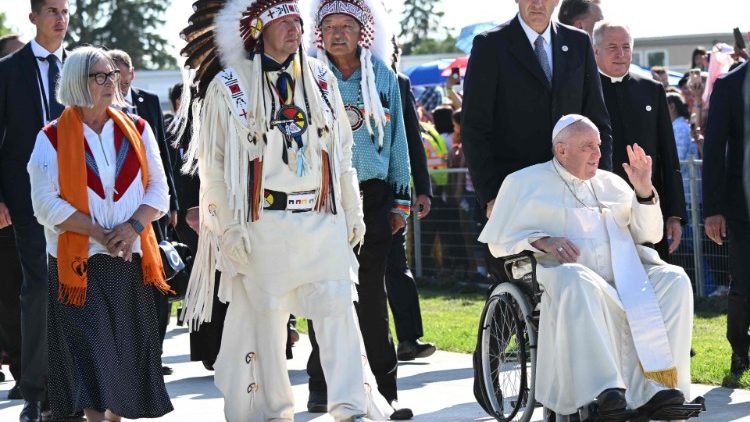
[[182, 54, 391, 421], [479, 159, 693, 415]]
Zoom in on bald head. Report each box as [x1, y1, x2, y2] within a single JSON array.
[[552, 116, 601, 179]]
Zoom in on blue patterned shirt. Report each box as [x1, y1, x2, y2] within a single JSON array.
[[672, 116, 701, 203], [329, 55, 411, 216]]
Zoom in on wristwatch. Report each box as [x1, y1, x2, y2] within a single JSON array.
[[636, 190, 656, 204], [127, 218, 144, 235]]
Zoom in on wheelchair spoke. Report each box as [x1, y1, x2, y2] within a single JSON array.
[[485, 294, 531, 420]]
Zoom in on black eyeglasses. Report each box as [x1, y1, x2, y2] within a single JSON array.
[[88, 70, 120, 85]]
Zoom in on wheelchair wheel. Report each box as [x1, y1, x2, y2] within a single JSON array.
[[479, 282, 537, 421]]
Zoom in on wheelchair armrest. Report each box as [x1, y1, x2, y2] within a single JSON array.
[[494, 251, 542, 305], [500, 251, 537, 283]]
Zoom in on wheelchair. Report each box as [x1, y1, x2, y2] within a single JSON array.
[[472, 251, 706, 422]]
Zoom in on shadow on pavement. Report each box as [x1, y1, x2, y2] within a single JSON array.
[[165, 375, 222, 400], [398, 367, 473, 390], [701, 386, 750, 419], [162, 354, 191, 365]]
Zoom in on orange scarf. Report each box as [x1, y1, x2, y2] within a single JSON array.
[[56, 107, 169, 306]]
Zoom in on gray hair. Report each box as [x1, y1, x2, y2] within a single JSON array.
[[107, 49, 133, 70], [592, 21, 634, 48], [57, 46, 127, 108]]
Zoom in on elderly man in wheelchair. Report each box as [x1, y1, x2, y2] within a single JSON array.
[[474, 115, 704, 422]]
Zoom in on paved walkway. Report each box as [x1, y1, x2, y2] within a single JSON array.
[[1, 322, 749, 421]]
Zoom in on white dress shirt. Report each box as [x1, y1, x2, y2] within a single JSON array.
[[27, 117, 169, 258], [124, 89, 139, 114], [30, 39, 64, 123], [518, 13, 553, 76]]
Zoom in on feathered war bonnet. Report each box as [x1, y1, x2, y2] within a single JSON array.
[[175, 0, 314, 173], [307, 0, 394, 150]]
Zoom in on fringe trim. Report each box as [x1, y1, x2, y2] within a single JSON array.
[[181, 228, 220, 331], [58, 284, 87, 307], [87, 181, 144, 230], [644, 366, 678, 389], [143, 261, 173, 295]]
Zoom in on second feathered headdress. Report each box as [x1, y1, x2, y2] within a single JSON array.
[[305, 0, 394, 149]]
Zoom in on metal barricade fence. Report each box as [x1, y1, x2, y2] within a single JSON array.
[[410, 161, 731, 297]]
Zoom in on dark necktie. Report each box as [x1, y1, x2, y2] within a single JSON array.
[[534, 35, 552, 83], [47, 54, 64, 119], [276, 71, 294, 105]]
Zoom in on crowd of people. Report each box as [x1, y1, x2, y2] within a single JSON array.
[[0, 0, 747, 421]]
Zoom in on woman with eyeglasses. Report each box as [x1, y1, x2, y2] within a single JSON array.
[[27, 46, 173, 421]]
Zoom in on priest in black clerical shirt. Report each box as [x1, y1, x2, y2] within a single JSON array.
[[593, 21, 686, 259]]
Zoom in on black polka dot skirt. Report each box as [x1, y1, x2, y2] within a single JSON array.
[[47, 254, 174, 419]]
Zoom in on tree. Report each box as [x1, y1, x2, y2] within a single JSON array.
[[0, 12, 14, 37], [66, 0, 176, 69], [410, 34, 461, 55], [399, 0, 444, 55]]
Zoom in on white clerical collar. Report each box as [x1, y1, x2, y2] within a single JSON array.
[[518, 13, 551, 49], [599, 70, 627, 83], [552, 158, 589, 185], [31, 39, 63, 63]]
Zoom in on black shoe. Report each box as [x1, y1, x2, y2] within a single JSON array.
[[594, 388, 627, 413], [161, 365, 173, 375], [202, 360, 215, 371], [389, 400, 413, 420], [19, 400, 42, 422], [307, 390, 327, 413], [8, 383, 23, 400], [47, 411, 86, 421], [636, 389, 685, 418], [397, 339, 436, 361], [730, 352, 750, 377]]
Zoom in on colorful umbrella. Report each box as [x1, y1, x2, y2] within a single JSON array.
[[404, 58, 454, 87], [440, 56, 469, 77], [455, 21, 499, 55]]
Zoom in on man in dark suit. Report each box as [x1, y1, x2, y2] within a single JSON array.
[[703, 61, 750, 377], [557, 0, 602, 37], [0, 1, 69, 420], [0, 32, 25, 403], [108, 49, 179, 375], [461, 0, 612, 219], [593, 22, 686, 258], [385, 71, 436, 362]]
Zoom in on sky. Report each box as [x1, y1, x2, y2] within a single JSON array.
[[2, 0, 749, 63]]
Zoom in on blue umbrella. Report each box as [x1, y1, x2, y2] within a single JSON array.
[[455, 21, 499, 55], [404, 58, 454, 87]]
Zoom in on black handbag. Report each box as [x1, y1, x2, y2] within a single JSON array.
[[157, 226, 193, 301]]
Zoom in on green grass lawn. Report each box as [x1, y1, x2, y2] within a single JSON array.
[[296, 287, 750, 389]]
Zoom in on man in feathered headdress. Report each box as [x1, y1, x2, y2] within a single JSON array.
[[176, 0, 392, 420], [304, 0, 413, 419]]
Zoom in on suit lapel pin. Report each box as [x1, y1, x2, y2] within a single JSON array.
[[562, 45, 569, 52], [646, 105, 652, 111], [138, 97, 144, 103]]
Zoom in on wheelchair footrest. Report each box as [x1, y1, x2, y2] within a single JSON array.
[[629, 396, 705, 422], [649, 396, 705, 421], [579, 406, 638, 422]]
